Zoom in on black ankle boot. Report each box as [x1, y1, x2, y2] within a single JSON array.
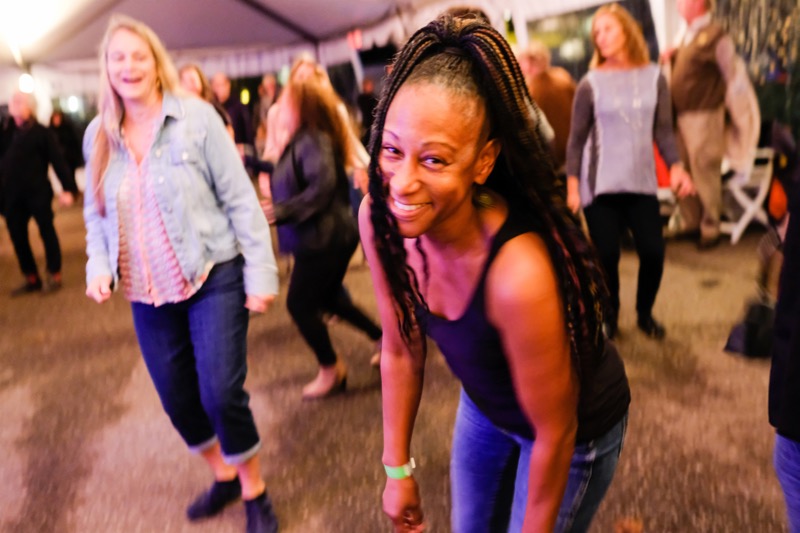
[[637, 316, 666, 340], [186, 477, 241, 520], [245, 491, 279, 533]]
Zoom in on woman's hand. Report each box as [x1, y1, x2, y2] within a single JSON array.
[[257, 172, 272, 199], [59, 191, 75, 207], [86, 275, 113, 304], [260, 199, 276, 224], [383, 477, 425, 532], [566, 176, 581, 214], [669, 164, 695, 199], [245, 294, 275, 314]]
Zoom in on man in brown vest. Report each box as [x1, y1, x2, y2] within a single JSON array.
[[517, 40, 576, 175], [667, 0, 736, 249]]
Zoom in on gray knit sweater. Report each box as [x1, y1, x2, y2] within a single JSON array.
[[565, 64, 680, 208]]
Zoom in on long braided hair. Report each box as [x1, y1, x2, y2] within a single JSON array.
[[367, 14, 609, 375]]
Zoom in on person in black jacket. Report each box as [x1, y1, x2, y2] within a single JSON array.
[[769, 128, 800, 533], [1, 91, 77, 295], [49, 109, 84, 174], [267, 77, 381, 400]]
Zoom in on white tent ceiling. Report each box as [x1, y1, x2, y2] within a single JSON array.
[[0, 0, 678, 106]]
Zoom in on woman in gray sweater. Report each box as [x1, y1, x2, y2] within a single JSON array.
[[566, 3, 694, 340]]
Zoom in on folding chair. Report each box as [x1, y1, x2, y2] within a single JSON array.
[[720, 147, 774, 244]]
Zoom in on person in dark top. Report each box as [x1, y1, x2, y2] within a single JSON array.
[[210, 72, 253, 157], [769, 149, 800, 533], [49, 109, 84, 173], [360, 14, 630, 533], [356, 77, 378, 147], [1, 91, 77, 295], [268, 76, 382, 400]]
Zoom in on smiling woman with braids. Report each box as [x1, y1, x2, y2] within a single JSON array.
[[359, 13, 630, 533]]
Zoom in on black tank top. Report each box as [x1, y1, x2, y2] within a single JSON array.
[[417, 209, 630, 442]]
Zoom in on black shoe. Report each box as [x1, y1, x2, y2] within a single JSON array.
[[637, 316, 666, 340], [245, 491, 279, 533], [10, 278, 42, 297], [186, 477, 241, 521]]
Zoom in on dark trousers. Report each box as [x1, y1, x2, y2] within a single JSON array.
[[131, 257, 260, 463], [5, 194, 61, 277], [583, 193, 665, 325], [287, 241, 381, 367]]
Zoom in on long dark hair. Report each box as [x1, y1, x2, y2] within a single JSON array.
[[367, 14, 609, 374], [287, 78, 351, 169]]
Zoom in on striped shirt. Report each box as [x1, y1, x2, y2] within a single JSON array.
[[117, 147, 201, 306]]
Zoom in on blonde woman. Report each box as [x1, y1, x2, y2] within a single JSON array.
[[82, 15, 278, 533], [565, 3, 694, 340]]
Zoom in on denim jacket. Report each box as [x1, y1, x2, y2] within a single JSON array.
[[83, 92, 278, 297]]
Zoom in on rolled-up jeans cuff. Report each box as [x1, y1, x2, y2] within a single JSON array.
[[188, 435, 218, 455], [223, 441, 261, 465]]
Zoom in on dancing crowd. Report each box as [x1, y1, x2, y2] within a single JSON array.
[[2, 1, 797, 532]]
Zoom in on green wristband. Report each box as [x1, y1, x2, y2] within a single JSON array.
[[384, 458, 416, 479]]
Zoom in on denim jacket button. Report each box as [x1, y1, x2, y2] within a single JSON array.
[[155, 149, 162, 157], [158, 176, 165, 184], [182, 151, 189, 161]]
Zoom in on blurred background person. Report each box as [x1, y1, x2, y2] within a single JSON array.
[[664, 0, 737, 249], [356, 77, 378, 148], [0, 90, 77, 295], [83, 15, 279, 533], [49, 109, 84, 175], [211, 72, 254, 158], [259, 54, 370, 235], [179, 63, 235, 140], [267, 77, 381, 400], [517, 40, 576, 176], [254, 73, 279, 156], [565, 3, 694, 340]]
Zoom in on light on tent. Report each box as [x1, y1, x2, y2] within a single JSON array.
[[67, 95, 80, 113], [18, 73, 34, 93]]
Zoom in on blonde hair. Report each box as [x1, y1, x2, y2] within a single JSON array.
[[589, 3, 650, 69], [283, 54, 361, 165], [289, 53, 327, 83], [89, 14, 180, 214]]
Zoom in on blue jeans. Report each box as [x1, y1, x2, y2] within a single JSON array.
[[775, 433, 800, 533], [131, 256, 260, 464], [450, 390, 627, 533]]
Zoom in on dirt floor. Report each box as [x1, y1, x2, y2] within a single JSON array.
[[0, 201, 787, 532]]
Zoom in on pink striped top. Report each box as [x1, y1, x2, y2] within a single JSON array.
[[117, 148, 199, 306]]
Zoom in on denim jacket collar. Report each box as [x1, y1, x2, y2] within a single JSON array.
[[161, 92, 185, 124]]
